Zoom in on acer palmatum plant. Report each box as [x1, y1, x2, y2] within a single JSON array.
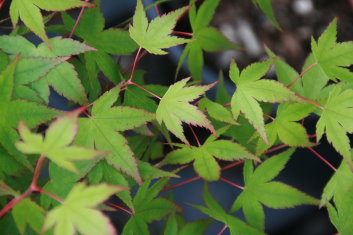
[[0, 0, 352, 234]]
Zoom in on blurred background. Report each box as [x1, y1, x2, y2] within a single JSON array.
[[2, 0, 353, 234]]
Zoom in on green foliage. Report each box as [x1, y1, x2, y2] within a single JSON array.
[[129, 0, 190, 55], [230, 59, 299, 144], [176, 0, 240, 80], [156, 77, 216, 144], [16, 109, 104, 174], [231, 149, 319, 230], [162, 128, 258, 181], [0, 1, 351, 234], [43, 183, 124, 235]]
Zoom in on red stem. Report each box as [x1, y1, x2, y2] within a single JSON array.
[[173, 31, 193, 37], [287, 62, 318, 88], [217, 225, 228, 235], [123, 50, 148, 75], [220, 177, 244, 190], [0, 155, 58, 217], [40, 189, 64, 203], [263, 113, 275, 121], [0, 188, 32, 217], [154, 4, 161, 17], [295, 94, 324, 110], [124, 81, 161, 99], [221, 160, 244, 171], [69, 0, 90, 38], [162, 176, 200, 192], [188, 124, 201, 147], [307, 147, 337, 171], [264, 144, 287, 155], [0, 0, 6, 8], [105, 202, 133, 215], [128, 47, 143, 83]]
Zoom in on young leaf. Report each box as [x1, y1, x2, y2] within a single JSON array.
[[198, 97, 237, 125], [75, 86, 155, 183], [312, 19, 353, 82], [256, 103, 314, 155], [156, 77, 216, 145], [12, 198, 45, 234], [326, 188, 353, 235], [252, 0, 280, 29], [316, 86, 353, 169], [162, 134, 258, 181], [122, 179, 179, 235], [9, 0, 94, 47], [16, 108, 104, 174], [129, 0, 190, 55], [190, 184, 266, 235], [231, 149, 319, 230], [43, 183, 125, 235], [230, 59, 299, 144], [176, 0, 240, 80], [0, 36, 95, 105]]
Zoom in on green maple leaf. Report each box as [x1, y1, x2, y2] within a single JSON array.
[[122, 179, 179, 235], [43, 183, 125, 235], [16, 108, 104, 174], [231, 149, 319, 230], [176, 0, 240, 80], [316, 86, 353, 169], [190, 184, 265, 235], [312, 18, 353, 82], [156, 77, 216, 145], [129, 0, 190, 55], [75, 85, 155, 184], [12, 198, 46, 234], [162, 128, 258, 181], [198, 97, 238, 125], [252, 0, 280, 29], [321, 160, 353, 208], [0, 36, 95, 104], [230, 59, 299, 144], [256, 103, 314, 155], [62, 4, 138, 85], [9, 0, 94, 47], [326, 187, 353, 235], [164, 213, 212, 235], [0, 56, 61, 169]]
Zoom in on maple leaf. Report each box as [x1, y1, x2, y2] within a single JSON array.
[[0, 36, 95, 104], [0, 56, 61, 169], [229, 59, 300, 144], [162, 128, 258, 181], [326, 188, 353, 235], [12, 198, 45, 234], [129, 0, 190, 55], [176, 0, 240, 80], [198, 97, 238, 125], [62, 5, 138, 85], [9, 0, 94, 47], [256, 103, 314, 155], [231, 149, 319, 230], [156, 77, 216, 145], [312, 18, 353, 82], [122, 179, 179, 235], [316, 86, 353, 169], [16, 108, 104, 174], [190, 184, 266, 235], [43, 183, 125, 235], [75, 86, 155, 184], [252, 0, 280, 29]]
